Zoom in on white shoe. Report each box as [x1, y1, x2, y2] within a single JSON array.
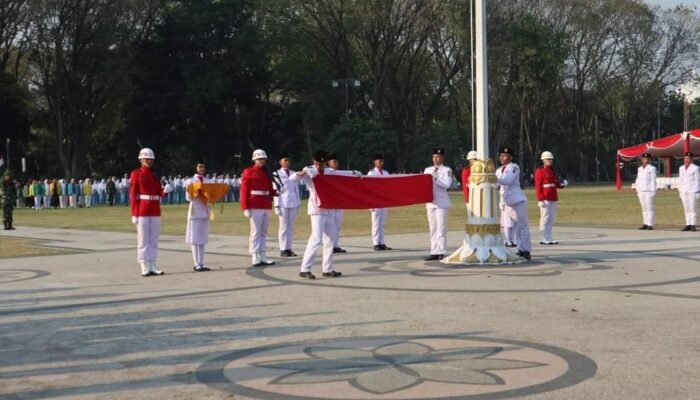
[[140, 262, 150, 277], [259, 251, 276, 265], [148, 261, 164, 276]]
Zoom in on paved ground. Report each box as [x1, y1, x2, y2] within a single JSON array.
[[1, 225, 699, 400]]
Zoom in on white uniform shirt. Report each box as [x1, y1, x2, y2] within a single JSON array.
[[635, 165, 657, 192], [296, 166, 355, 214], [496, 162, 527, 206], [678, 163, 700, 193], [274, 168, 301, 208], [423, 164, 452, 209], [367, 167, 389, 177], [185, 174, 211, 219]]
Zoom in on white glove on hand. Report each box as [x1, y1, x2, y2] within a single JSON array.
[[244, 209, 251, 218], [274, 207, 281, 216], [537, 201, 544, 208], [353, 170, 362, 177], [562, 179, 569, 187], [131, 216, 138, 224]]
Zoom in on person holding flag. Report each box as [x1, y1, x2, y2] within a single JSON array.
[[185, 160, 213, 271]]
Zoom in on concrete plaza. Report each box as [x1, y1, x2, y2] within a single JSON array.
[[0, 225, 699, 399]]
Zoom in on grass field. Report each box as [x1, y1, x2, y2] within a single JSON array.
[[5, 184, 693, 236]]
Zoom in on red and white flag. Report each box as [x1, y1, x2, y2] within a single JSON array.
[[313, 174, 433, 209]]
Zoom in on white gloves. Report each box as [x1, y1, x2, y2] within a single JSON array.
[[244, 209, 251, 218], [537, 201, 544, 208], [131, 216, 138, 224], [562, 179, 569, 187], [274, 207, 281, 216], [353, 170, 362, 177]]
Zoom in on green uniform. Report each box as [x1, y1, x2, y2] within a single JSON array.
[[1, 173, 17, 229]]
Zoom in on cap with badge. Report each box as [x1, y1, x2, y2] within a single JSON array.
[[684, 152, 693, 158], [278, 152, 289, 161], [641, 153, 652, 158], [432, 148, 445, 156], [373, 153, 384, 161], [499, 146, 513, 155], [313, 150, 328, 162], [327, 154, 338, 161]]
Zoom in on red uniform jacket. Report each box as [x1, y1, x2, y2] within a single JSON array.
[[241, 165, 274, 210], [130, 166, 165, 217], [461, 166, 471, 202], [534, 165, 564, 201]]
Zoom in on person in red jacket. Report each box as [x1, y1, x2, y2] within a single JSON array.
[[534, 151, 567, 245], [130, 147, 167, 276], [461, 150, 477, 210], [241, 149, 276, 267]]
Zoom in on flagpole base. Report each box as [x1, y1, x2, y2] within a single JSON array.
[[441, 158, 529, 265]]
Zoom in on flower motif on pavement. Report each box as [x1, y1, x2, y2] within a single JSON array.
[[253, 341, 544, 395]]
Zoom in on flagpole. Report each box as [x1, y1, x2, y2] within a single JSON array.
[[475, 0, 489, 159]]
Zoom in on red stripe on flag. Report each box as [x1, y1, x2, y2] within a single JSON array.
[[314, 174, 433, 209]]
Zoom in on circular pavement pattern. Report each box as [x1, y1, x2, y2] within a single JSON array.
[[197, 334, 597, 400], [0, 269, 50, 284], [249, 248, 700, 293]]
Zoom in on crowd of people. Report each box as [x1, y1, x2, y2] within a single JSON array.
[[7, 174, 311, 210]]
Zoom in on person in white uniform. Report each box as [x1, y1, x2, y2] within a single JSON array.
[[635, 152, 657, 230], [326, 154, 347, 254], [368, 153, 392, 251], [678, 151, 700, 231], [423, 147, 452, 261], [296, 150, 360, 279], [185, 160, 212, 271], [496, 146, 532, 260], [274, 153, 301, 257]]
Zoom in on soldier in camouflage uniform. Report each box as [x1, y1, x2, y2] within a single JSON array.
[[1, 170, 17, 230]]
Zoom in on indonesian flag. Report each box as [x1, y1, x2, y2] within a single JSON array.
[[314, 174, 433, 209]]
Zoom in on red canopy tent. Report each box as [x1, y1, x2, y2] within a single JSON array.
[[616, 129, 700, 189]]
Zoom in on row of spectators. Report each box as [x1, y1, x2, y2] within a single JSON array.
[[12, 174, 311, 209]]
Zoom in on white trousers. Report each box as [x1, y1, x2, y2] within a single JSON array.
[[505, 201, 531, 252], [59, 195, 67, 208], [679, 192, 697, 225], [538, 200, 558, 241], [136, 216, 161, 262], [84, 195, 92, 208], [278, 206, 299, 251], [191, 244, 205, 266], [371, 208, 388, 245], [427, 207, 449, 255], [248, 209, 270, 254], [500, 202, 517, 243], [69, 194, 78, 208], [332, 210, 344, 247], [43, 195, 50, 208], [637, 191, 655, 226], [300, 214, 335, 273], [34, 196, 42, 209]]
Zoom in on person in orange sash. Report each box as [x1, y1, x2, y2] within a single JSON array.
[[185, 160, 212, 271], [241, 149, 276, 267], [129, 148, 166, 277]]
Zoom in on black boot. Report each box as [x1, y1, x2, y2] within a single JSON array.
[[2, 221, 8, 230], [692, 225, 697, 232], [681, 225, 691, 231]]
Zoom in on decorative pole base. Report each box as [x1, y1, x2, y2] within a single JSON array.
[[441, 158, 528, 265]]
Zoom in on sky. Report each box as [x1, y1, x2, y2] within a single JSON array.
[[646, 0, 700, 8]]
